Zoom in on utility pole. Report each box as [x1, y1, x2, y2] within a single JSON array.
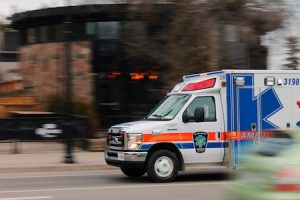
[[63, 0, 75, 164]]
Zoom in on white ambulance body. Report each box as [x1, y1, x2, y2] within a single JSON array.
[[105, 70, 300, 182]]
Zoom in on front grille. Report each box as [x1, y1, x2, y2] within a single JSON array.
[[108, 129, 124, 148], [107, 152, 118, 158]]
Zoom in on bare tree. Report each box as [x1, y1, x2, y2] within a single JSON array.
[[124, 0, 284, 91], [72, 0, 283, 91], [284, 36, 300, 70]]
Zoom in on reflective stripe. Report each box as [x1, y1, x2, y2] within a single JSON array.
[[141, 142, 227, 150], [142, 132, 226, 150], [140, 131, 276, 151], [143, 132, 193, 143], [143, 132, 224, 143], [143, 131, 277, 143]]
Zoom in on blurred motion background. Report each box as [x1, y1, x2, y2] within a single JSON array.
[[0, 0, 296, 141]]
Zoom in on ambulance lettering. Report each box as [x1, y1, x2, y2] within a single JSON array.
[[283, 78, 300, 85], [239, 131, 273, 140]]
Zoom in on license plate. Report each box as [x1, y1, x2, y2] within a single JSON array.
[[118, 152, 125, 161]]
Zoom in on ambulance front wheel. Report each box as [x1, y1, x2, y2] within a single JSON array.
[[146, 150, 179, 182]]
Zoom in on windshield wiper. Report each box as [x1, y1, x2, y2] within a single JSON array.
[[151, 114, 163, 119], [150, 111, 173, 120], [162, 109, 173, 117]]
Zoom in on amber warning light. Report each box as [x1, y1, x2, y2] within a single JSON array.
[[182, 78, 216, 91]]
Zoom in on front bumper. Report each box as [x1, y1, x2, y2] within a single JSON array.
[[105, 149, 148, 168]]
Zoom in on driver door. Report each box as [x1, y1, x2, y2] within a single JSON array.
[[180, 94, 225, 164]]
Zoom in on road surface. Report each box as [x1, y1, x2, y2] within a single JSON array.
[[0, 170, 231, 200]]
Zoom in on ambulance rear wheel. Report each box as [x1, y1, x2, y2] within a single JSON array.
[[146, 150, 179, 182], [120, 167, 146, 178]]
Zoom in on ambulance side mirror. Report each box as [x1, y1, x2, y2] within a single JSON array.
[[194, 107, 205, 122], [182, 107, 205, 123], [182, 110, 189, 123]]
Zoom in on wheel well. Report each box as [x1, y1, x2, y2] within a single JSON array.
[[146, 143, 184, 171]]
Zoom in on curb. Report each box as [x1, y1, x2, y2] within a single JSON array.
[[0, 164, 117, 173]]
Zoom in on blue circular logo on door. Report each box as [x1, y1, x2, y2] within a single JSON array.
[[193, 132, 208, 153]]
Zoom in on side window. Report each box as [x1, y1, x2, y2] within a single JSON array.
[[185, 96, 216, 122]]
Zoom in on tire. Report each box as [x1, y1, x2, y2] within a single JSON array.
[[146, 150, 179, 182], [120, 167, 146, 178]]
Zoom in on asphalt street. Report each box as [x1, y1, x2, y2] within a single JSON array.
[[0, 169, 231, 200]]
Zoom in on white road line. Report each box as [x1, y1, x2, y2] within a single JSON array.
[[0, 196, 51, 200], [0, 181, 228, 194]]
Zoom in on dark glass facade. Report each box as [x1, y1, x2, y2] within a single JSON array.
[[11, 4, 271, 129], [13, 8, 165, 129]]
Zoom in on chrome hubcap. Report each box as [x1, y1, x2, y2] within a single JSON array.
[[154, 156, 174, 177]]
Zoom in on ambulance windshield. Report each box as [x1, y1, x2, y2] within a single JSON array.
[[146, 94, 191, 121]]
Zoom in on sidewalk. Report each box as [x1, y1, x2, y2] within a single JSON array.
[[0, 142, 116, 173]]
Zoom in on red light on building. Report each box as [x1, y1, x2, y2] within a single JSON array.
[[148, 75, 158, 80], [108, 71, 121, 79], [130, 73, 145, 80]]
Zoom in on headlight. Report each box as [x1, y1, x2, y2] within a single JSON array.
[[127, 133, 143, 150]]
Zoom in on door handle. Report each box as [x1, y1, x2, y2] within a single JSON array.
[[216, 132, 221, 140], [251, 123, 256, 131], [152, 130, 161, 135]]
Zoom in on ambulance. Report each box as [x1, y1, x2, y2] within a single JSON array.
[[105, 70, 300, 182]]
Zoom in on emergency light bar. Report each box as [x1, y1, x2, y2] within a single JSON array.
[[183, 73, 201, 81], [183, 71, 224, 81], [182, 78, 216, 91]]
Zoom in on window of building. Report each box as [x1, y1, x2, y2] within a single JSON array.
[[3, 31, 19, 51], [123, 21, 147, 38], [96, 40, 121, 56], [0, 52, 18, 62], [54, 24, 64, 41], [94, 40, 122, 72], [39, 26, 49, 43], [96, 21, 121, 39], [86, 22, 96, 35], [71, 22, 86, 40], [27, 28, 37, 44], [185, 96, 216, 122]]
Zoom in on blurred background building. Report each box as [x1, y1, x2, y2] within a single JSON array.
[[6, 2, 282, 131], [0, 24, 42, 117], [0, 25, 21, 89]]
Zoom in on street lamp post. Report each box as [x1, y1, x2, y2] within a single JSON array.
[[63, 4, 75, 164]]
